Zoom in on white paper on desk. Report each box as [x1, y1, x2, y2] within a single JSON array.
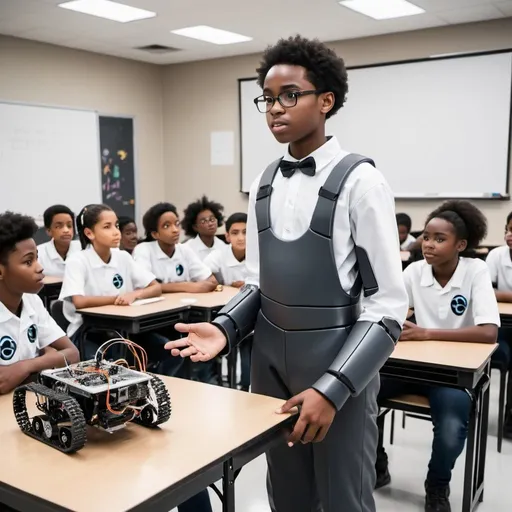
[[130, 297, 165, 307], [210, 131, 234, 166]]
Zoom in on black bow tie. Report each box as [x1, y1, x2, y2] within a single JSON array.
[[280, 156, 316, 178]]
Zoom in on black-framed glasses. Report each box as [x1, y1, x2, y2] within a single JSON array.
[[197, 216, 218, 226], [253, 90, 320, 113]]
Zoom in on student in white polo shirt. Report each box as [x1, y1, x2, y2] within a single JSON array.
[[204, 212, 248, 288], [59, 205, 175, 375], [0, 211, 79, 394], [396, 212, 417, 250], [376, 201, 499, 512], [486, 211, 512, 436], [37, 205, 81, 278], [133, 202, 217, 293], [182, 196, 226, 261]]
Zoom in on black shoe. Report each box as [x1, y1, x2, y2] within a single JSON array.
[[375, 467, 391, 489], [425, 481, 451, 512]]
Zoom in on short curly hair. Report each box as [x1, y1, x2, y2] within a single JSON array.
[[43, 204, 75, 230], [182, 196, 224, 238], [426, 200, 487, 251], [0, 212, 38, 264], [142, 203, 178, 242], [256, 35, 348, 119]]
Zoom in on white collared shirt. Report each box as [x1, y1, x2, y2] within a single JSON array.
[[245, 136, 408, 325], [403, 258, 500, 329], [400, 233, 417, 251], [486, 245, 512, 291], [0, 294, 64, 365], [183, 234, 226, 262], [204, 244, 247, 286], [132, 241, 211, 284], [37, 240, 81, 278], [60, 246, 155, 336]]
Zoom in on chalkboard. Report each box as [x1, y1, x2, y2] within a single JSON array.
[[99, 116, 136, 219]]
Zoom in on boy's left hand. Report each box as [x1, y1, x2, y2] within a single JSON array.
[[278, 388, 336, 446], [0, 361, 31, 394], [399, 320, 429, 341], [115, 291, 140, 306], [231, 281, 245, 288]]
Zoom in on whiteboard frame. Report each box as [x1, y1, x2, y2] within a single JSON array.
[[238, 48, 512, 199]]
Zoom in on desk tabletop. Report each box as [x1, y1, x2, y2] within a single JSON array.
[[42, 276, 63, 285], [0, 377, 292, 512], [498, 302, 512, 316], [400, 251, 411, 262], [78, 287, 239, 318], [390, 340, 496, 371]]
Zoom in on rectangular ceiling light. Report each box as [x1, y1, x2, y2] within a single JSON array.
[[339, 0, 425, 20], [171, 25, 252, 45], [59, 0, 156, 23]]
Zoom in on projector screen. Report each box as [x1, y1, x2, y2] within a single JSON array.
[[0, 102, 102, 223], [239, 52, 512, 198]]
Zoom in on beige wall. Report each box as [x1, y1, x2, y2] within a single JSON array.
[[162, 18, 512, 244], [2, 19, 512, 244], [0, 35, 165, 225]]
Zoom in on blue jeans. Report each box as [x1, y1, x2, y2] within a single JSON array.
[[377, 377, 472, 487]]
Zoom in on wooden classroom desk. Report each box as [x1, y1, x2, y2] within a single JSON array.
[[39, 276, 63, 311], [77, 287, 239, 334], [381, 341, 496, 512], [498, 302, 512, 328], [0, 376, 295, 512]]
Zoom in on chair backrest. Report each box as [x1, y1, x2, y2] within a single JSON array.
[[50, 300, 70, 332]]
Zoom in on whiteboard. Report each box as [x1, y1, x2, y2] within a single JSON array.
[[239, 52, 512, 197], [0, 102, 101, 223]]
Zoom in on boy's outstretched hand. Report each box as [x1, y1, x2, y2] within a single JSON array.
[[165, 322, 228, 362], [278, 388, 336, 446]]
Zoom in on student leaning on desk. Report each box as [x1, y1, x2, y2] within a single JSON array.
[[376, 200, 499, 512], [0, 212, 79, 394]]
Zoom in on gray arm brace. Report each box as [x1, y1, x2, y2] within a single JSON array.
[[312, 317, 402, 411], [211, 284, 260, 354]]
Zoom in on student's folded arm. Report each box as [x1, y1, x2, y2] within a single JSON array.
[[136, 280, 162, 299], [24, 337, 80, 373], [422, 324, 498, 344], [494, 289, 512, 303], [71, 295, 118, 309]]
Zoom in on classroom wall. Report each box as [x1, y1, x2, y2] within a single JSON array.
[[0, 35, 166, 225], [162, 18, 512, 245]]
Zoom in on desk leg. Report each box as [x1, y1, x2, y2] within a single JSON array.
[[227, 350, 237, 389], [476, 373, 491, 503], [222, 458, 235, 512]]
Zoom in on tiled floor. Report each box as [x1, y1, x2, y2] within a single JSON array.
[[199, 369, 512, 512]]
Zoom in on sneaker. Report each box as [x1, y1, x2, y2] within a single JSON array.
[[375, 467, 391, 489], [425, 480, 451, 512]]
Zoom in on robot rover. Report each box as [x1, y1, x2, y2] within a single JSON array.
[[12, 339, 171, 453]]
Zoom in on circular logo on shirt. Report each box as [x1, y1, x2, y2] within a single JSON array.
[[176, 264, 184, 277], [0, 336, 17, 361], [112, 274, 124, 289], [27, 324, 37, 343], [451, 295, 468, 316]]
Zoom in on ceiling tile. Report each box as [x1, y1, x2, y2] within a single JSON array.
[[436, 4, 504, 23]]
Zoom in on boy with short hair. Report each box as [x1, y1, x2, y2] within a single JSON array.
[[166, 36, 407, 512], [38, 204, 81, 277], [397, 212, 416, 250], [204, 212, 248, 288], [0, 211, 79, 394]]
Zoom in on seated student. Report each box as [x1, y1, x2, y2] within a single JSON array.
[[118, 216, 139, 255], [204, 212, 251, 390], [182, 196, 226, 261], [0, 211, 79, 394], [376, 200, 499, 512], [59, 204, 176, 376], [485, 211, 512, 436], [204, 212, 248, 288], [37, 205, 81, 278], [397, 212, 417, 250], [133, 203, 217, 293]]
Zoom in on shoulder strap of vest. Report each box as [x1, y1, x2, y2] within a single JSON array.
[[310, 153, 378, 297], [255, 157, 282, 232]]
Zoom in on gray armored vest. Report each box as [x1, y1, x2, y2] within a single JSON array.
[[255, 153, 377, 332]]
